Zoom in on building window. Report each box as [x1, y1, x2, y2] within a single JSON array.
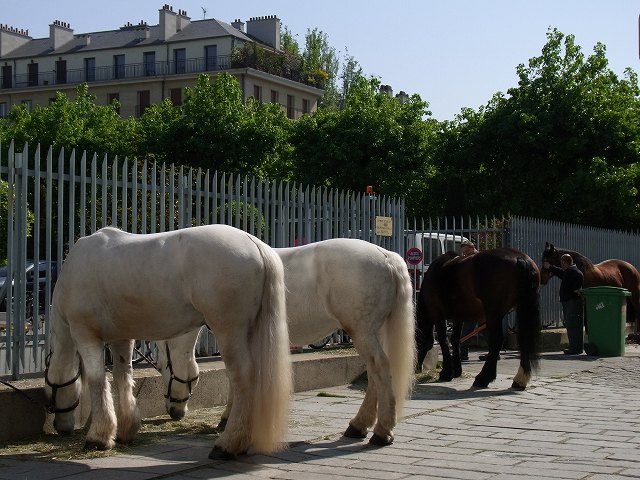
[[302, 99, 310, 115], [28, 63, 38, 87], [144, 52, 156, 76], [84, 58, 95, 82], [22, 100, 33, 112], [270, 90, 279, 104], [174, 48, 186, 74], [114, 54, 125, 79], [108, 93, 120, 114], [55, 60, 67, 84], [205, 45, 217, 71], [0, 102, 7, 118], [1, 65, 11, 89], [137, 90, 150, 117], [170, 87, 182, 105], [253, 85, 262, 101], [287, 95, 295, 119]]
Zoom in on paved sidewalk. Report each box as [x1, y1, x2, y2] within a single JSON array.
[[2, 346, 640, 479]]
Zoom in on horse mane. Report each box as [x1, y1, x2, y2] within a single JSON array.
[[550, 245, 595, 271]]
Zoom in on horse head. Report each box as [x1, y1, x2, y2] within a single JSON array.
[[540, 242, 561, 285], [156, 341, 199, 421]]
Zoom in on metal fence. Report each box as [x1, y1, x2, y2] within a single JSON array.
[[509, 216, 640, 329], [406, 216, 640, 329], [3, 140, 639, 379], [0, 141, 404, 379]]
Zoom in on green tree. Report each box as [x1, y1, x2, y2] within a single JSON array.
[[137, 74, 292, 178], [301, 28, 339, 107], [429, 28, 640, 229], [0, 83, 137, 157], [291, 75, 437, 215]]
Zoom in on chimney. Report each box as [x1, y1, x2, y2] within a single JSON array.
[[0, 24, 31, 57], [246, 15, 281, 50], [79, 34, 91, 47], [159, 4, 177, 41], [177, 9, 190, 31], [231, 19, 245, 33], [49, 20, 74, 50], [380, 84, 393, 97]]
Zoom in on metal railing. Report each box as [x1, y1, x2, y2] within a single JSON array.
[[0, 140, 404, 379]]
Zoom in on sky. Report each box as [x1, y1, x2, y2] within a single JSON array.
[[3, 1, 639, 120]]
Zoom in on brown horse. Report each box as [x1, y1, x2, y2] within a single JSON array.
[[540, 243, 640, 330], [415, 248, 541, 390]]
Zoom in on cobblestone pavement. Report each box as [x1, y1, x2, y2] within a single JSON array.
[[2, 347, 640, 479]]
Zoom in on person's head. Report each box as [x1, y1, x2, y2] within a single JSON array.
[[560, 254, 574, 269], [461, 240, 476, 256]]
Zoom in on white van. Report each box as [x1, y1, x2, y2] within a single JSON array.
[[405, 232, 469, 291]]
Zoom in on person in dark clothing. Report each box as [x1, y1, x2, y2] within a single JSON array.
[[543, 253, 585, 355]]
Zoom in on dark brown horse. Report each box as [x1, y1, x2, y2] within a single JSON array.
[[540, 243, 640, 330], [415, 248, 541, 390]]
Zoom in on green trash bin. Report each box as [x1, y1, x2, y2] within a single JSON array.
[[581, 286, 631, 357]]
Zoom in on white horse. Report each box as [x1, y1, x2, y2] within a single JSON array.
[[44, 225, 292, 459], [157, 238, 416, 446]]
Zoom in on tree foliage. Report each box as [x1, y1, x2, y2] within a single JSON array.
[[0, 83, 137, 157], [428, 28, 640, 229], [291, 76, 437, 213], [1, 28, 639, 230]]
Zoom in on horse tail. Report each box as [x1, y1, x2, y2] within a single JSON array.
[[248, 238, 292, 454], [515, 256, 541, 374], [382, 252, 417, 419]]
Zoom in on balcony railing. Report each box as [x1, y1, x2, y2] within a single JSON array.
[[0, 53, 315, 91]]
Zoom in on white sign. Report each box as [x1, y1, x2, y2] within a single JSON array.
[[375, 216, 393, 237]]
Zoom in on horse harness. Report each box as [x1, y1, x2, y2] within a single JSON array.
[[44, 351, 82, 414], [163, 343, 199, 404]]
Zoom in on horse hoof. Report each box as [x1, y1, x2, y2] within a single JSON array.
[[438, 372, 453, 382], [216, 418, 228, 431], [511, 381, 526, 391], [453, 368, 463, 378], [472, 379, 490, 389], [369, 432, 393, 446], [344, 424, 367, 439], [208, 445, 237, 460]]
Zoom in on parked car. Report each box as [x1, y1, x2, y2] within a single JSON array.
[[0, 261, 58, 322]]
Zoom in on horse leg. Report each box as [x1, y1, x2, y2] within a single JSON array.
[[77, 339, 117, 450], [209, 335, 253, 459], [348, 335, 397, 446], [436, 319, 453, 382], [217, 380, 234, 431], [109, 340, 141, 443], [344, 374, 377, 440], [450, 321, 463, 378], [473, 316, 503, 388]]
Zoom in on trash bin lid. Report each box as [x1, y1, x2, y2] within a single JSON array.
[[580, 286, 631, 297]]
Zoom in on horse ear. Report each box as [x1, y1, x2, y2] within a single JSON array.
[[549, 243, 555, 252], [544, 241, 549, 248]]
